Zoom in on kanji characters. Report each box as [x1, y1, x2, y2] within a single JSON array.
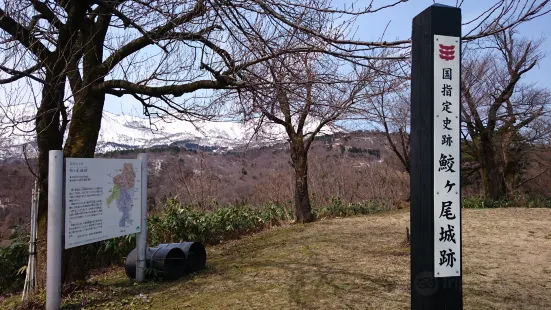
[[443, 117, 452, 130], [441, 84, 452, 96], [442, 101, 452, 113], [439, 249, 457, 268], [439, 201, 456, 220], [442, 68, 452, 80], [442, 134, 453, 146], [439, 224, 456, 243], [438, 154, 455, 172]]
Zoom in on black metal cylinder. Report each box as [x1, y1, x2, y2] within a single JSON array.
[[125, 246, 186, 280], [157, 242, 207, 273]]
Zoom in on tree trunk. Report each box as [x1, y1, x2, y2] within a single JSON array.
[[479, 141, 507, 200], [503, 162, 516, 196], [36, 81, 106, 285], [36, 69, 67, 287], [60, 86, 106, 283], [501, 130, 518, 195], [57, 10, 110, 283], [290, 140, 314, 223], [34, 1, 91, 286]]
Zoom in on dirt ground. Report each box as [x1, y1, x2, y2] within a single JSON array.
[[4, 208, 551, 309]]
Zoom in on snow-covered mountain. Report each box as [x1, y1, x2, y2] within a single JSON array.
[[0, 104, 340, 158]]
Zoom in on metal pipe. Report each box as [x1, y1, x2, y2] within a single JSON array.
[[46, 150, 63, 310], [136, 153, 148, 282]]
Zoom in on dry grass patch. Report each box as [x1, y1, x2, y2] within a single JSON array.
[[2, 208, 550, 309], [462, 208, 551, 310], [149, 208, 551, 310]]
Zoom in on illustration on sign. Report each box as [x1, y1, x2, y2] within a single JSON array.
[[106, 163, 137, 228], [433, 34, 461, 278], [65, 158, 142, 249]]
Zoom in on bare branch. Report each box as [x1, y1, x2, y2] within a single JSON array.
[[97, 78, 241, 97], [0, 63, 44, 84], [0, 8, 51, 61]]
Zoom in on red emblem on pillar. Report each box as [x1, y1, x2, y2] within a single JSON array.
[[439, 44, 455, 61]]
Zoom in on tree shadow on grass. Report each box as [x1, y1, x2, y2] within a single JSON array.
[[60, 270, 208, 309], [61, 218, 410, 309]]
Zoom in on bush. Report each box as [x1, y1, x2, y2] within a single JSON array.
[[147, 199, 291, 245], [314, 196, 385, 218], [5, 193, 550, 296], [462, 195, 551, 209], [0, 226, 28, 295], [88, 197, 392, 273], [76, 194, 550, 280], [0, 197, 390, 295], [81, 233, 137, 270]]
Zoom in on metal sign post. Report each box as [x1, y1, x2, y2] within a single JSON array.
[[410, 4, 462, 310], [136, 153, 148, 282], [46, 150, 63, 310]]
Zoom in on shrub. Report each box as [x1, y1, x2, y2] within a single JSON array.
[[4, 193, 550, 296], [314, 196, 386, 218], [147, 199, 291, 245], [462, 195, 551, 209], [0, 197, 389, 295], [81, 233, 137, 270], [89, 197, 392, 275], [0, 226, 28, 294]]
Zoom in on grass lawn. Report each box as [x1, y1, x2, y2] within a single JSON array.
[[3, 208, 551, 309]]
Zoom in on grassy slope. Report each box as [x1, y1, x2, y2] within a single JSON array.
[[4, 208, 551, 310]]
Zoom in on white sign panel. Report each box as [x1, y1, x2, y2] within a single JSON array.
[[433, 35, 461, 277], [65, 158, 142, 249]]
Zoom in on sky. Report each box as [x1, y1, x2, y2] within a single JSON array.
[[103, 0, 551, 116], [343, 0, 551, 87]]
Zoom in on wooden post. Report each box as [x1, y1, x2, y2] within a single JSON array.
[[411, 4, 462, 310]]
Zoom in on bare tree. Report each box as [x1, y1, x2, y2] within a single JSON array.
[[0, 0, 402, 281], [461, 29, 551, 200], [165, 152, 222, 209], [235, 47, 387, 222], [0, 0, 549, 284], [361, 67, 411, 174], [361, 30, 551, 201]]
